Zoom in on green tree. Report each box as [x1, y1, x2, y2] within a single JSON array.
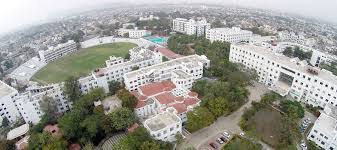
[[132, 66, 140, 71], [109, 107, 136, 130], [283, 47, 293, 57], [308, 141, 319, 150], [280, 100, 305, 120], [64, 76, 81, 102], [117, 89, 137, 109], [28, 132, 67, 150], [139, 141, 160, 150], [39, 96, 58, 117], [175, 132, 184, 145], [0, 140, 15, 150], [1, 117, 9, 128], [186, 107, 215, 132], [207, 97, 230, 117], [108, 81, 121, 95]]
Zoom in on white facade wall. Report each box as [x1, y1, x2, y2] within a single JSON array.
[[38, 40, 77, 63], [123, 55, 210, 91], [206, 27, 253, 43], [79, 47, 162, 94], [172, 18, 210, 37], [310, 50, 337, 67], [144, 110, 182, 142], [308, 105, 337, 150], [229, 44, 337, 108], [0, 81, 21, 123], [117, 29, 151, 38], [15, 84, 70, 124]]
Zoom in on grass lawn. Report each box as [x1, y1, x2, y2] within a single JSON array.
[[223, 136, 262, 150], [32, 42, 137, 84]]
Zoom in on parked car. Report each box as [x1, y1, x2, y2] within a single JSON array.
[[209, 142, 218, 149], [216, 138, 224, 144], [239, 132, 245, 137], [223, 131, 230, 139], [220, 137, 227, 143]]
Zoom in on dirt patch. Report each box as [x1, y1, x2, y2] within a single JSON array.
[[249, 108, 283, 147]]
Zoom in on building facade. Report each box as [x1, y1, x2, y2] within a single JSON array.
[[308, 105, 337, 150], [0, 81, 22, 123], [123, 54, 210, 91], [172, 18, 210, 37], [78, 47, 162, 94], [144, 109, 182, 142], [229, 43, 337, 108], [117, 29, 151, 38], [206, 27, 253, 43], [38, 40, 77, 63]]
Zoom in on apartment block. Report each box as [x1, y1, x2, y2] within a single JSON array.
[[79, 47, 162, 94], [0, 81, 21, 123], [308, 105, 337, 150], [229, 43, 337, 108], [15, 84, 70, 124], [117, 28, 151, 38], [206, 27, 253, 43], [38, 40, 77, 63], [123, 54, 210, 91], [172, 18, 210, 37]]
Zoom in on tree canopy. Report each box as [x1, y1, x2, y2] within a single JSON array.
[[117, 89, 137, 109], [108, 107, 136, 130], [186, 107, 215, 132], [63, 76, 81, 102]]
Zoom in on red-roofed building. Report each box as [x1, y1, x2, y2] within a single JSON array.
[[68, 143, 81, 150], [155, 92, 176, 105], [133, 80, 200, 122], [155, 47, 182, 60], [43, 124, 61, 138]]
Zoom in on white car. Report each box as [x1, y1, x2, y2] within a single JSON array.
[[300, 140, 307, 150], [239, 132, 245, 137], [223, 131, 230, 138]]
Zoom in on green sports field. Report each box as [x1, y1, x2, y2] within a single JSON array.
[[32, 42, 137, 84]]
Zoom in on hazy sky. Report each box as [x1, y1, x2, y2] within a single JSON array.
[[0, 0, 337, 35]]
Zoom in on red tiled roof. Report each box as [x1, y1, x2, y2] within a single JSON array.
[[135, 100, 147, 108], [155, 92, 176, 105], [188, 91, 198, 97], [155, 47, 182, 59], [68, 144, 81, 150], [171, 103, 188, 114], [127, 123, 139, 133], [184, 98, 199, 106], [139, 80, 176, 96]]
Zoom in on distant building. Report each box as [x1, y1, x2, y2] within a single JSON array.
[[229, 43, 337, 108], [117, 28, 151, 38], [308, 105, 337, 149], [310, 50, 337, 67], [277, 31, 306, 45], [172, 18, 210, 37], [38, 40, 77, 63], [139, 15, 159, 21], [206, 27, 253, 43], [144, 109, 182, 142]]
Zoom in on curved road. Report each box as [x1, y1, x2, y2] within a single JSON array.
[[178, 82, 272, 150]]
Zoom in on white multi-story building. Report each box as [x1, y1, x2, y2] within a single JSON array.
[[310, 50, 337, 67], [15, 84, 70, 124], [229, 43, 337, 108], [139, 15, 159, 21], [172, 18, 210, 37], [278, 31, 306, 45], [0, 81, 21, 123], [123, 54, 210, 91], [79, 47, 162, 94], [206, 27, 253, 43], [38, 40, 77, 63], [308, 105, 337, 150], [144, 108, 182, 142], [117, 29, 151, 38]]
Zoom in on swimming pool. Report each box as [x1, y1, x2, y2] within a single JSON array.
[[147, 37, 168, 44]]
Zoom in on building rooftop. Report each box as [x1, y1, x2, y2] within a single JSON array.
[[155, 47, 181, 59], [139, 80, 176, 96], [125, 54, 209, 79], [145, 111, 180, 132], [233, 43, 337, 85], [172, 70, 193, 79], [7, 124, 29, 140], [209, 27, 253, 34], [0, 80, 17, 97]]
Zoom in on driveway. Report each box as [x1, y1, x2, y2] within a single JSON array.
[[178, 82, 271, 150]]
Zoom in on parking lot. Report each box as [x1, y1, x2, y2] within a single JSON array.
[[178, 82, 272, 150]]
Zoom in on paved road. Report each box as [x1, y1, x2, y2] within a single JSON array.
[[178, 82, 272, 150]]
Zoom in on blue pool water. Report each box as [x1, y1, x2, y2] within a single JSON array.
[[148, 37, 168, 44]]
